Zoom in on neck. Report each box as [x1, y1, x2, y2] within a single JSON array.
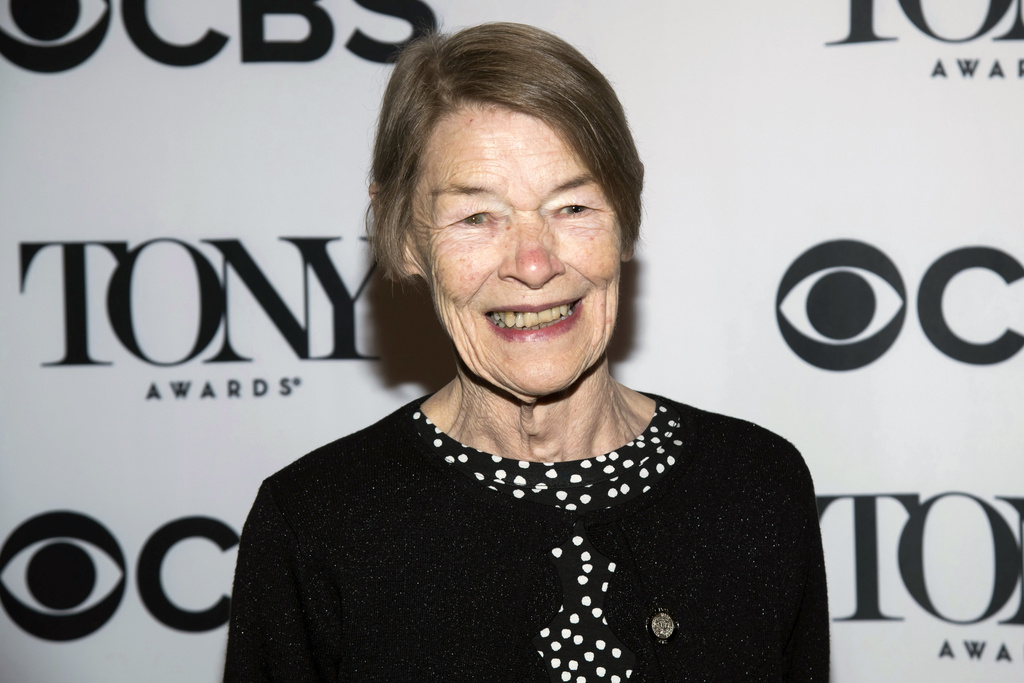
[[421, 359, 655, 462]]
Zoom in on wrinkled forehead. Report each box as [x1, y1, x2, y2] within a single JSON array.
[[413, 105, 596, 212]]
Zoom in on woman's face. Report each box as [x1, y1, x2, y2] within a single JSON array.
[[405, 106, 627, 402]]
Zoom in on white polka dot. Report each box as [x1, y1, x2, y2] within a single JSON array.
[[611, 677, 620, 683], [581, 551, 591, 561], [551, 641, 561, 651], [519, 460, 530, 468], [602, 616, 608, 625], [570, 474, 583, 483], [596, 454, 606, 462], [643, 485, 651, 493], [656, 463, 665, 474], [541, 628, 551, 637], [565, 503, 577, 510], [608, 451, 619, 460], [607, 488, 618, 498], [496, 469, 507, 479], [656, 447, 665, 454], [608, 562, 616, 571], [580, 494, 591, 504], [514, 475, 527, 486], [612, 648, 621, 658], [475, 472, 485, 480], [557, 490, 569, 500], [650, 426, 659, 433], [581, 595, 591, 606], [572, 536, 583, 546], [596, 640, 606, 650], [651, 437, 660, 444], [513, 489, 525, 498], [491, 455, 502, 463], [425, 417, 432, 425], [562, 672, 571, 682], [626, 670, 633, 678], [573, 634, 583, 645], [623, 460, 634, 468], [435, 427, 442, 434], [580, 460, 592, 468], [585, 652, 595, 662], [673, 440, 682, 446], [582, 563, 593, 573], [562, 628, 572, 639], [413, 412, 421, 419], [533, 483, 547, 491], [551, 657, 560, 668], [552, 548, 562, 558], [458, 454, 468, 463], [660, 406, 667, 413], [444, 455, 455, 464], [577, 575, 588, 585], [620, 483, 630, 495], [488, 485, 497, 491], [667, 455, 676, 466], [592, 607, 602, 618], [636, 434, 644, 440], [664, 432, 673, 438], [601, 582, 609, 592], [639, 468, 649, 478], [636, 441, 645, 448], [570, 613, 580, 624], [546, 469, 558, 479], [568, 659, 578, 670], [577, 677, 586, 683], [596, 666, 606, 676], [603, 465, 615, 474]]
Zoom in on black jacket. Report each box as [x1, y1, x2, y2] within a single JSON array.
[[225, 397, 829, 681]]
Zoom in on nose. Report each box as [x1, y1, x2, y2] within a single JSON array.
[[497, 213, 565, 289]]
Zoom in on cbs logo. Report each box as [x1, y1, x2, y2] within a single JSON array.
[[0, 511, 238, 641], [777, 240, 1024, 370], [0, 0, 436, 73]]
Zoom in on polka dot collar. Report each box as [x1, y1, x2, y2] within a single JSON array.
[[411, 402, 684, 512]]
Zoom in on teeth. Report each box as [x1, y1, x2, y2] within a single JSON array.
[[489, 303, 576, 329]]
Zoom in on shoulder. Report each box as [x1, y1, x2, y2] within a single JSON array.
[[651, 394, 815, 503], [258, 399, 436, 522]]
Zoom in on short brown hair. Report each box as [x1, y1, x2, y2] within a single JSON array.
[[368, 22, 644, 282]]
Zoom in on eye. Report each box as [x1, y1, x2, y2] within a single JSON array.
[[559, 205, 588, 215], [0, 511, 126, 641], [0, 0, 111, 72], [462, 213, 487, 226], [776, 240, 907, 371]]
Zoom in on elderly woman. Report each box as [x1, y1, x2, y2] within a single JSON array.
[[225, 23, 828, 682]]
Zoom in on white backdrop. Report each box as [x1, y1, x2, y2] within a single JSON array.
[[2, 1, 1023, 680]]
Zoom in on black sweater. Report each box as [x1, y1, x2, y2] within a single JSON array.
[[225, 397, 829, 681]]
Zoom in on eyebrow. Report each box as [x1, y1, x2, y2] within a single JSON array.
[[430, 174, 596, 199]]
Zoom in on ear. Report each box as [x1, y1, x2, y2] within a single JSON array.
[[402, 236, 427, 279]]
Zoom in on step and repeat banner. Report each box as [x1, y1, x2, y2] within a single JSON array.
[[1, 1, 1022, 680]]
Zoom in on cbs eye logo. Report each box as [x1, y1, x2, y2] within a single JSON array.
[[0, 511, 124, 641], [0, 0, 111, 73], [1, 511, 238, 641], [777, 240, 1024, 370]]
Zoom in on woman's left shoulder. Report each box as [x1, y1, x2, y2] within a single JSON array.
[[649, 394, 814, 495]]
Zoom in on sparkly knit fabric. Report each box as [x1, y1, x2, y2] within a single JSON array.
[[225, 396, 829, 682]]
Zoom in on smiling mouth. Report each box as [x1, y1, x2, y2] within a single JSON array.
[[488, 301, 577, 330]]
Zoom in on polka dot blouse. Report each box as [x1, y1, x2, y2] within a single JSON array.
[[412, 402, 684, 683]]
